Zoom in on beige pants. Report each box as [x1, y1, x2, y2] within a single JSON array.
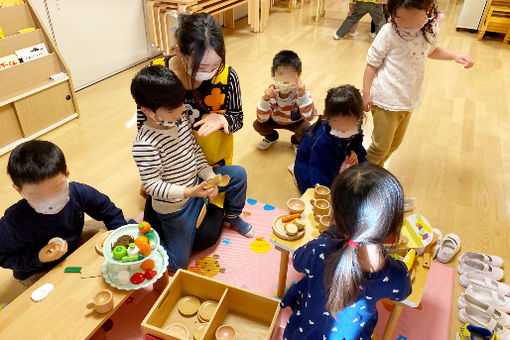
[[367, 105, 412, 166]]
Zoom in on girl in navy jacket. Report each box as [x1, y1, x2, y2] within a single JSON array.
[[294, 85, 367, 193]]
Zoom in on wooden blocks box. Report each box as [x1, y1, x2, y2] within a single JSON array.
[[142, 269, 281, 340]]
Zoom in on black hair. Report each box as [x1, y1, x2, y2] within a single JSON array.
[[387, 0, 438, 43], [324, 163, 404, 315], [7, 140, 67, 189], [309, 85, 364, 136], [177, 13, 226, 87], [271, 50, 302, 76], [130, 65, 186, 112]]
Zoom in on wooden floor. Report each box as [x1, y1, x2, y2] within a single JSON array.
[[1, 0, 509, 338]]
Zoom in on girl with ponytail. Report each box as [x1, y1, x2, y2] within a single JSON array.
[[281, 162, 412, 339]]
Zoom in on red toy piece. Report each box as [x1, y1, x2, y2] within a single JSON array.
[[145, 270, 157, 280], [130, 272, 145, 285]]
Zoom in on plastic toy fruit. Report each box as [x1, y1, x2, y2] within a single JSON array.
[[138, 221, 151, 234], [145, 269, 157, 280], [145, 230, 157, 249], [112, 246, 127, 260], [138, 241, 151, 257], [135, 236, 149, 248], [141, 259, 155, 271], [130, 272, 145, 285]]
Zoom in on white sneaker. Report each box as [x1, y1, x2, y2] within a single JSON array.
[[369, 32, 376, 39], [288, 163, 295, 176], [459, 306, 510, 339], [460, 271, 510, 296], [257, 138, 277, 150], [436, 233, 461, 264], [458, 258, 504, 281], [460, 252, 504, 268], [333, 33, 342, 40], [404, 197, 415, 212], [458, 293, 510, 327], [465, 285, 510, 313]]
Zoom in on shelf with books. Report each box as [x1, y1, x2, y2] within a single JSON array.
[[0, 0, 79, 155]]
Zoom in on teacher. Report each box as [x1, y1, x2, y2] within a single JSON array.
[[137, 13, 249, 254]]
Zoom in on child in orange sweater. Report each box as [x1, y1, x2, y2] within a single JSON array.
[[253, 50, 317, 153]]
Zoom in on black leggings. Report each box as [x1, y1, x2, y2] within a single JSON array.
[[143, 196, 224, 252], [371, 4, 388, 33]]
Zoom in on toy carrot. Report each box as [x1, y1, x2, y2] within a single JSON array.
[[138, 221, 151, 234], [282, 213, 301, 223]]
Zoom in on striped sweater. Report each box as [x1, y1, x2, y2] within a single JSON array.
[[256, 89, 317, 125], [132, 116, 216, 214]]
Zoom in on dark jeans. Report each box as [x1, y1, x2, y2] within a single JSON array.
[[253, 118, 311, 145], [336, 1, 386, 38]]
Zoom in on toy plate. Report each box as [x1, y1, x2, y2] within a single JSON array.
[[102, 247, 168, 290], [103, 224, 161, 265]]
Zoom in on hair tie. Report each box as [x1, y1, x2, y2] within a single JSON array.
[[347, 239, 358, 248]]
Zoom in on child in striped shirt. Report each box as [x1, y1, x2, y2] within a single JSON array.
[[131, 66, 253, 272], [253, 50, 317, 153]]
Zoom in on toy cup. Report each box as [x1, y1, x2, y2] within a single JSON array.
[[314, 184, 330, 199], [311, 199, 330, 216], [286, 198, 305, 214], [315, 215, 332, 233], [86, 290, 113, 314]]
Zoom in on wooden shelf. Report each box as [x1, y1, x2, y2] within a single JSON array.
[[0, 29, 48, 57], [0, 53, 64, 105], [0, 3, 35, 37], [0, 1, 80, 155]]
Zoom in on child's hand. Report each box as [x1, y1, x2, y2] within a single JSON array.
[[208, 186, 219, 203], [294, 79, 306, 97], [339, 151, 358, 173], [184, 182, 216, 199], [263, 85, 275, 101], [194, 113, 229, 137], [454, 54, 474, 69], [139, 184, 148, 199], [363, 93, 372, 112], [39, 241, 68, 263]]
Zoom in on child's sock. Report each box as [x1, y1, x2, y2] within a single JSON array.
[[224, 214, 254, 238]]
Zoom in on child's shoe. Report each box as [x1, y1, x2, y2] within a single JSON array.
[[436, 233, 461, 264], [459, 306, 510, 339], [465, 285, 510, 313], [457, 323, 499, 340], [346, 31, 359, 37], [224, 215, 254, 238], [458, 293, 510, 327], [258, 138, 278, 150], [460, 252, 504, 268], [369, 32, 376, 39], [460, 272, 510, 296], [404, 197, 415, 212], [458, 258, 504, 281]]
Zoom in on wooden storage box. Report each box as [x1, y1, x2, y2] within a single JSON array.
[[142, 269, 281, 340]]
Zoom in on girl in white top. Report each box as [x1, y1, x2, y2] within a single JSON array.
[[362, 0, 474, 166]]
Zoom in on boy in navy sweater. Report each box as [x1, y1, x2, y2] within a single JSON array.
[[0, 141, 127, 285]]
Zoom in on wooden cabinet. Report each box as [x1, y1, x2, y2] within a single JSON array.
[[14, 82, 75, 136], [0, 1, 79, 155], [0, 105, 23, 146]]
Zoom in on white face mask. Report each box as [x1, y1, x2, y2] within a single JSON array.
[[193, 68, 218, 81], [398, 17, 431, 36], [150, 113, 183, 128], [26, 185, 70, 215], [330, 127, 359, 139]]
